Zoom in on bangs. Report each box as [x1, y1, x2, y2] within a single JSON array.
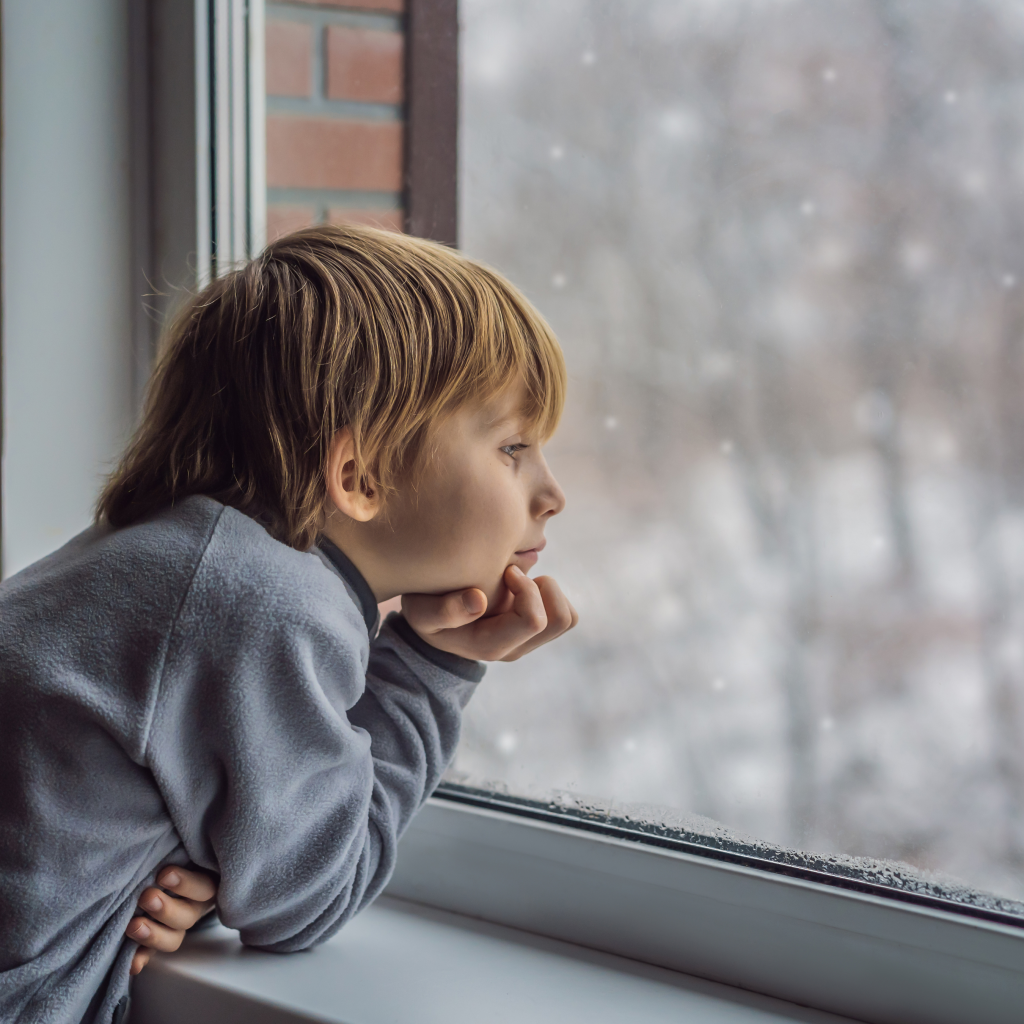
[[460, 265, 567, 442]]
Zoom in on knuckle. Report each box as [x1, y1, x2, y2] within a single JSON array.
[[526, 611, 547, 633], [551, 607, 573, 631]]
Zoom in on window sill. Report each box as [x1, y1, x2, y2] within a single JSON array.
[[132, 895, 856, 1024], [389, 796, 1024, 1024], [133, 796, 1024, 1024]]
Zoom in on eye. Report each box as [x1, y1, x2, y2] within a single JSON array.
[[500, 443, 529, 459]]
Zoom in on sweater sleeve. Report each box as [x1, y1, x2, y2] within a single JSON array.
[[143, 512, 482, 953]]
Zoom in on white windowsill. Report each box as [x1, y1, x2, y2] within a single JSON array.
[[132, 895, 857, 1024], [132, 797, 1024, 1024]]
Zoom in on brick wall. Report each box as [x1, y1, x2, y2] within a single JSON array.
[[265, 1, 405, 241]]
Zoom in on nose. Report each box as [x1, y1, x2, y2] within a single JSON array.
[[532, 453, 566, 520]]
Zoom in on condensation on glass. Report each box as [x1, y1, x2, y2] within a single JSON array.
[[454, 0, 1024, 906]]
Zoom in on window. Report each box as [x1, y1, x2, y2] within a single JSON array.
[[451, 0, 1024, 916], [5, 4, 1021, 1019]]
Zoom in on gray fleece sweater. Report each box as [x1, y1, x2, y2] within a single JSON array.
[[0, 495, 483, 1024]]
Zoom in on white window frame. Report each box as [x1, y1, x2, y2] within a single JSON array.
[[137, 0, 265, 392], [392, 795, 1024, 1024]]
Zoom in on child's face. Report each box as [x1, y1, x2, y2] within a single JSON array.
[[329, 383, 566, 608]]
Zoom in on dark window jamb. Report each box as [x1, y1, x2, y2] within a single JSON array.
[[404, 0, 458, 246]]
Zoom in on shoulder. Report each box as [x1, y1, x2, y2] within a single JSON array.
[[0, 496, 237, 742], [152, 503, 371, 717], [179, 502, 369, 659], [0, 494, 225, 604]]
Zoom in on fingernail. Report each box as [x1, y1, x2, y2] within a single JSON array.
[[509, 565, 525, 576], [143, 894, 162, 913], [161, 870, 181, 887], [132, 921, 151, 940], [462, 591, 485, 614]]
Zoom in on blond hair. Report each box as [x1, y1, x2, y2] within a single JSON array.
[[98, 224, 566, 549]]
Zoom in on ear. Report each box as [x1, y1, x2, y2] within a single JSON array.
[[326, 427, 381, 523]]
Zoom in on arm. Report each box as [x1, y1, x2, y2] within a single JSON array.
[[145, 524, 481, 954]]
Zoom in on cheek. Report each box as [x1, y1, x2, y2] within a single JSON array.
[[418, 466, 525, 579], [447, 472, 523, 557]]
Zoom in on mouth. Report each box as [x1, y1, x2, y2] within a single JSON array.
[[513, 540, 546, 569]]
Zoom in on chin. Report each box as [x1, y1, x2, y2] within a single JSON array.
[[480, 573, 511, 616]]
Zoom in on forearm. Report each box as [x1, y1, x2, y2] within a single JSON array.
[[236, 621, 480, 951], [347, 616, 482, 838]]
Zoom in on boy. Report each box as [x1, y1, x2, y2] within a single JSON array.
[[0, 226, 576, 1023]]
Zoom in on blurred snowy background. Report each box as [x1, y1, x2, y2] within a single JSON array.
[[452, 0, 1024, 902]]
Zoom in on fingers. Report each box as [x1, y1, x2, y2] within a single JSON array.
[[136, 886, 210, 931], [402, 588, 487, 635], [124, 865, 217, 962], [130, 947, 152, 976], [500, 575, 578, 662], [426, 567, 549, 661], [126, 914, 187, 954], [398, 569, 577, 663], [503, 566, 548, 634], [157, 865, 216, 903]]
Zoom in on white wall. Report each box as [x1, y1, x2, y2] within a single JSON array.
[[2, 0, 135, 577]]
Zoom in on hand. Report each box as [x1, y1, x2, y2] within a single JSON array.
[[402, 565, 578, 662], [126, 865, 217, 975]]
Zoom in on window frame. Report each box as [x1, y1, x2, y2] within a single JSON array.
[[405, 0, 458, 243], [390, 792, 1024, 1024]]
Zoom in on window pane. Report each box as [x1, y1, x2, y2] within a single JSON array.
[[456, 0, 1024, 908]]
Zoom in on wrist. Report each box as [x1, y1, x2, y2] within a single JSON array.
[[385, 613, 485, 682]]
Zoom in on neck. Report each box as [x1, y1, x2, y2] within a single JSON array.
[[320, 515, 400, 602]]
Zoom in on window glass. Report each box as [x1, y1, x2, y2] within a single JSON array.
[[455, 0, 1024, 907]]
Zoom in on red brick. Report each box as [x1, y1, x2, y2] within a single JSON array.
[[327, 207, 404, 233], [285, 0, 403, 11], [266, 205, 318, 242], [266, 117, 403, 191], [327, 27, 403, 104], [265, 21, 312, 98]]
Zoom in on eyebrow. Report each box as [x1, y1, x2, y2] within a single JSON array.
[[482, 407, 526, 432]]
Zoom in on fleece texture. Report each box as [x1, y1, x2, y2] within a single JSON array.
[[0, 496, 482, 1023]]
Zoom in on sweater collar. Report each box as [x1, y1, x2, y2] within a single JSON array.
[[316, 537, 379, 636]]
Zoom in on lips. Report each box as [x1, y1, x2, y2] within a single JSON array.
[[514, 539, 545, 569]]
